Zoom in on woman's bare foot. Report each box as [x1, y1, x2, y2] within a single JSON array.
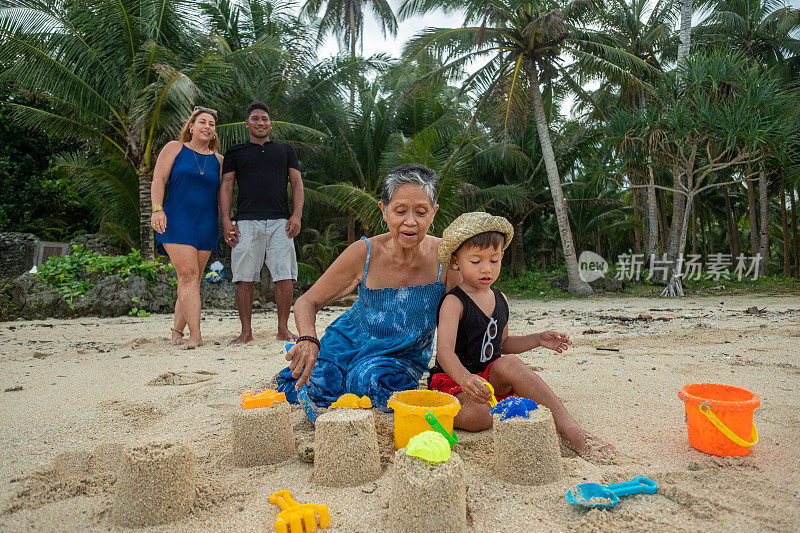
[[276, 328, 298, 342], [230, 331, 253, 344], [182, 336, 203, 350], [170, 328, 184, 346]]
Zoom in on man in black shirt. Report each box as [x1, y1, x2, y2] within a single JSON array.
[[220, 102, 304, 343]]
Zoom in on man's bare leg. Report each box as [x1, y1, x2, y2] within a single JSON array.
[[274, 279, 297, 341], [231, 281, 255, 344]]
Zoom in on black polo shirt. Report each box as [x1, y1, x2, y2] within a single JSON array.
[[222, 140, 300, 220]]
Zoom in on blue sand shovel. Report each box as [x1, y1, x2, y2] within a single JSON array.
[[286, 343, 317, 425], [566, 476, 657, 510]]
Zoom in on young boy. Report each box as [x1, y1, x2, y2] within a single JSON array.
[[429, 212, 614, 460]]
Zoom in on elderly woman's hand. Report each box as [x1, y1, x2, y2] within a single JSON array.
[[287, 340, 319, 390]]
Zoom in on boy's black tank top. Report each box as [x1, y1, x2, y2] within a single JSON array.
[[430, 286, 509, 377]]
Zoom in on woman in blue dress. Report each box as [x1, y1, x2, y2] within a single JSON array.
[[150, 107, 222, 349], [276, 164, 459, 409]]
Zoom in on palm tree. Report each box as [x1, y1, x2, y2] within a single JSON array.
[[302, 0, 397, 109], [696, 0, 800, 66], [610, 52, 791, 296], [695, 0, 800, 273], [591, 0, 678, 264], [401, 0, 657, 295], [0, 0, 287, 258]]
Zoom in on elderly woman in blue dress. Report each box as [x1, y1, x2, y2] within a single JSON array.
[[150, 107, 223, 349], [276, 164, 457, 408]]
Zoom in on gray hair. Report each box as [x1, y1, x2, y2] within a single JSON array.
[[380, 164, 439, 207]]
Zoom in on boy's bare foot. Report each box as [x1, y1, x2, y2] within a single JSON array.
[[230, 332, 253, 344], [561, 426, 617, 464], [170, 329, 184, 346], [276, 329, 298, 342], [182, 336, 203, 350], [580, 434, 617, 464]]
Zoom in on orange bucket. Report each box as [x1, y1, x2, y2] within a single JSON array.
[[678, 383, 760, 456]]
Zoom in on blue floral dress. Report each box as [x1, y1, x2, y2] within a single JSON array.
[[276, 237, 446, 409]]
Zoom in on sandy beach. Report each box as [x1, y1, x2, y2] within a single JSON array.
[[1, 294, 799, 531]]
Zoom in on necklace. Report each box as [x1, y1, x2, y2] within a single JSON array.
[[188, 143, 210, 175]]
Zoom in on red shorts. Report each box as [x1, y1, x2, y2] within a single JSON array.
[[429, 358, 514, 400]]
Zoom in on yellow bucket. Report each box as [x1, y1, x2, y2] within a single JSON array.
[[386, 390, 461, 450]]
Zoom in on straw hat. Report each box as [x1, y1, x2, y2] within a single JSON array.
[[437, 212, 514, 267]]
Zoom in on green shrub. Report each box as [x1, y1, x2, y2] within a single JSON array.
[[38, 245, 173, 305]]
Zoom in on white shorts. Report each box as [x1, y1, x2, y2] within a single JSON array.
[[231, 219, 298, 283]]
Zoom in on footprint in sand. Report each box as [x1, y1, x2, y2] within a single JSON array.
[[148, 370, 217, 386]]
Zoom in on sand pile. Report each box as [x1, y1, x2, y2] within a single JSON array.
[[1, 445, 121, 516], [111, 438, 196, 527], [493, 405, 563, 485], [313, 409, 381, 486], [389, 448, 466, 532], [231, 402, 294, 467], [374, 410, 396, 465]]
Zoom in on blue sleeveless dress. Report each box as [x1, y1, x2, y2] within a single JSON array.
[[276, 237, 447, 409], [156, 145, 221, 256]]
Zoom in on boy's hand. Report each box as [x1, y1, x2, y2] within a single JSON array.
[[459, 375, 492, 404], [539, 330, 572, 353]]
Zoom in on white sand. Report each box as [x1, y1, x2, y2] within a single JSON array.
[[1, 295, 799, 531]]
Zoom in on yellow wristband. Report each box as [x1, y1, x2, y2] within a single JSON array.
[[151, 204, 163, 213]]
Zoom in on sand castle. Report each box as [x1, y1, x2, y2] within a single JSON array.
[[389, 449, 466, 532], [231, 402, 295, 467], [493, 405, 563, 485], [111, 438, 196, 527], [313, 409, 381, 486]]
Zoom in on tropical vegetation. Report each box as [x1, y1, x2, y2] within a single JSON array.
[[1, 0, 798, 297]]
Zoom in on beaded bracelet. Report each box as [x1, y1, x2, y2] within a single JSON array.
[[297, 335, 321, 349]]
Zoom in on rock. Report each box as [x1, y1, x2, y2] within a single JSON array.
[[550, 274, 569, 290], [0, 232, 39, 279], [199, 279, 236, 308], [590, 276, 624, 293], [82, 274, 150, 316], [69, 233, 127, 256]]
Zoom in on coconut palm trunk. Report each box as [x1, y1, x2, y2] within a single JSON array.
[[747, 176, 759, 253], [782, 190, 789, 277], [647, 165, 659, 263], [633, 186, 642, 254], [527, 60, 592, 295], [677, 0, 693, 64], [723, 184, 742, 259], [758, 164, 769, 275], [791, 189, 799, 277], [138, 168, 155, 259], [511, 220, 525, 277], [349, 3, 357, 111]]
